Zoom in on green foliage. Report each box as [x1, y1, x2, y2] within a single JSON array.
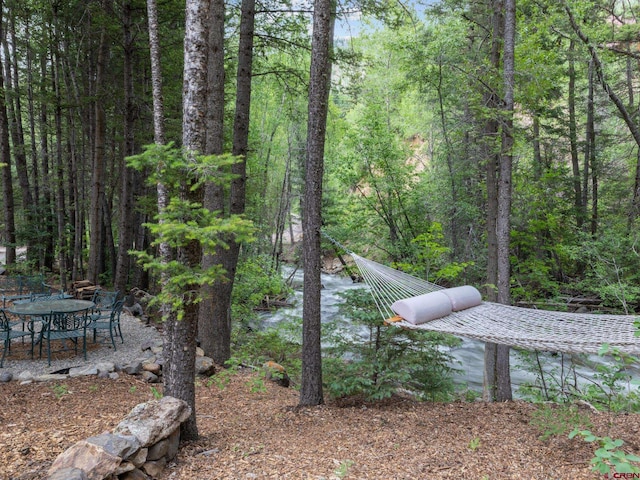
[[150, 386, 163, 400], [126, 143, 255, 320], [560, 230, 640, 312], [51, 383, 70, 400], [231, 255, 292, 324], [394, 224, 474, 284], [468, 437, 481, 451], [516, 346, 640, 413], [229, 318, 302, 385], [322, 288, 460, 402], [530, 404, 592, 441], [334, 459, 355, 479], [569, 429, 640, 475]]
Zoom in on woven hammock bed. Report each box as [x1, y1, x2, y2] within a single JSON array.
[[346, 251, 640, 355]]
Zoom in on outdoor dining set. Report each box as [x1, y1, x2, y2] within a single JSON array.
[[0, 275, 124, 367]]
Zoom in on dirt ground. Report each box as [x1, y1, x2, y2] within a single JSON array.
[[1, 372, 639, 480]]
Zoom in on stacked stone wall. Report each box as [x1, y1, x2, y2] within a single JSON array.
[[45, 396, 191, 480]]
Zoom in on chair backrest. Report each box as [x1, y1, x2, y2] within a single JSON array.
[[30, 292, 64, 302], [45, 310, 90, 332], [0, 309, 10, 332], [91, 290, 120, 311], [110, 300, 125, 322]]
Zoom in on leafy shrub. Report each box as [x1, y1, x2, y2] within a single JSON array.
[[232, 255, 292, 325], [322, 288, 460, 402]]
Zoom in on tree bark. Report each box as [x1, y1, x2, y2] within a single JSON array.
[[3, 15, 35, 265], [483, 0, 502, 402], [494, 0, 515, 402], [198, 0, 228, 363], [115, 0, 137, 295], [87, 1, 112, 284], [164, 0, 213, 441], [299, 0, 334, 407], [567, 39, 584, 229], [0, 0, 15, 266]]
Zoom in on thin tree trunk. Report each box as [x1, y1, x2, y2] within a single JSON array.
[[564, 3, 640, 223], [39, 52, 54, 273], [587, 61, 598, 236], [164, 0, 213, 441], [483, 0, 502, 402], [494, 0, 515, 402], [198, 0, 227, 363], [115, 0, 137, 294], [0, 0, 15, 266], [88, 1, 111, 284], [4, 17, 35, 265], [300, 0, 334, 407], [146, 0, 171, 300], [568, 39, 584, 229]]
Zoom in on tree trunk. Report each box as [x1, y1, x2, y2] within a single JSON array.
[[39, 52, 55, 273], [564, 3, 640, 224], [87, 2, 111, 284], [198, 0, 228, 363], [586, 61, 598, 236], [483, 0, 502, 402], [0, 0, 15, 266], [164, 0, 213, 441], [494, 0, 515, 402], [146, 0, 171, 321], [3, 17, 36, 265], [567, 39, 584, 229], [115, 0, 137, 294], [300, 0, 334, 407]]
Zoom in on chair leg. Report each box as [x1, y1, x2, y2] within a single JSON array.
[[109, 326, 116, 350], [1, 339, 9, 368]]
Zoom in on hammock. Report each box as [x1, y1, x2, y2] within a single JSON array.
[[347, 251, 640, 355]]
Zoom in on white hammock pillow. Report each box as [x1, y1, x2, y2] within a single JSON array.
[[440, 285, 482, 311], [391, 291, 453, 325]]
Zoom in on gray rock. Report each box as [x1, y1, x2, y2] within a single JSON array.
[[0, 372, 13, 382], [147, 438, 170, 461], [124, 303, 144, 317], [123, 361, 143, 375], [114, 397, 191, 447], [86, 433, 140, 459], [140, 339, 163, 352], [17, 370, 34, 381], [47, 440, 122, 480], [127, 447, 148, 467], [45, 467, 88, 480], [142, 362, 161, 376], [195, 356, 216, 376], [140, 371, 159, 383], [35, 373, 69, 382], [95, 361, 116, 374], [165, 428, 180, 460], [119, 467, 150, 480], [69, 365, 99, 377], [142, 458, 166, 478]]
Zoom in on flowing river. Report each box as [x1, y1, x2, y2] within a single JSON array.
[[261, 268, 640, 397]]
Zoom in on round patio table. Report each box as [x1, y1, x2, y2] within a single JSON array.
[[9, 299, 95, 315]]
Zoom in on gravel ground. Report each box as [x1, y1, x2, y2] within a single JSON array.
[[0, 311, 163, 378]]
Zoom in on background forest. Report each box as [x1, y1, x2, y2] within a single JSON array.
[[2, 0, 640, 367]]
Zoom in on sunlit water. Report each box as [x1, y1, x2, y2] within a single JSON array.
[[260, 267, 640, 398]]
